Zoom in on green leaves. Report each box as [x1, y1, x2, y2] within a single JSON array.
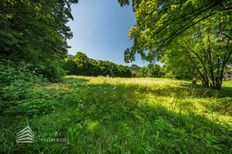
[[124, 0, 232, 89], [65, 52, 132, 77], [0, 0, 78, 64], [126, 0, 232, 62], [1, 0, 78, 82]]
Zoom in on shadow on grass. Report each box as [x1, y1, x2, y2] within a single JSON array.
[[1, 77, 232, 153], [180, 82, 232, 98], [220, 86, 232, 98], [179, 82, 232, 115]]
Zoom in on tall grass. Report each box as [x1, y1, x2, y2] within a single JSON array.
[[1, 76, 231, 153]]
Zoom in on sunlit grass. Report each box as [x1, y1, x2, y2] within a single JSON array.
[[1, 76, 232, 153]]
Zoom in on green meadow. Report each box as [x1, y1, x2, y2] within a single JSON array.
[[1, 76, 232, 153]]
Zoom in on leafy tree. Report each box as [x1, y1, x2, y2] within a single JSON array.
[[164, 21, 232, 88], [131, 64, 141, 77], [65, 59, 77, 75], [137, 66, 148, 77], [1, 0, 78, 81], [70, 52, 90, 75], [123, 0, 232, 89], [1, 0, 78, 60], [147, 64, 162, 77], [122, 0, 231, 55], [177, 20, 231, 89], [161, 49, 194, 79]]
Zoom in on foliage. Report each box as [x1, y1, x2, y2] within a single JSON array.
[[161, 49, 194, 79], [224, 64, 232, 80], [136, 66, 148, 77], [3, 84, 68, 116], [147, 64, 163, 77], [0, 60, 71, 117], [0, 60, 44, 112], [65, 52, 132, 77], [1, 76, 232, 153], [131, 64, 140, 77], [65, 52, 164, 78], [125, 0, 232, 59], [0, 0, 78, 81], [1, 0, 78, 60], [167, 17, 231, 89], [123, 0, 232, 89], [131, 64, 163, 77]]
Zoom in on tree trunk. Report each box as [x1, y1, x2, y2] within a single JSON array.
[[192, 77, 197, 85]]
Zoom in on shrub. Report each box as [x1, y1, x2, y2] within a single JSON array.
[[34, 59, 66, 82], [0, 60, 43, 112]]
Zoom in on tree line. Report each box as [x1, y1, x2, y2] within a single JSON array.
[[65, 52, 163, 78]]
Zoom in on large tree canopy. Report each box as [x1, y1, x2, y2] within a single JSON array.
[[0, 0, 78, 81], [122, 0, 232, 89], [1, 0, 78, 61], [123, 0, 232, 62]]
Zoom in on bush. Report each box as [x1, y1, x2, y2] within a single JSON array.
[[35, 60, 66, 82], [0, 60, 43, 112]]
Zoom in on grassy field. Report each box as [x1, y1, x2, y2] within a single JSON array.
[[1, 76, 232, 153]]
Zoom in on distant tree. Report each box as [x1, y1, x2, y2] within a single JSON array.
[[161, 49, 194, 79], [147, 64, 160, 77], [131, 64, 140, 77], [65, 52, 132, 77], [72, 52, 90, 75], [118, 65, 132, 77], [65, 59, 77, 75], [88, 59, 102, 76], [136, 67, 148, 77], [224, 65, 232, 80]]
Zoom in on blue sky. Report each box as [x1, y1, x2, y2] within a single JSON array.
[[67, 0, 148, 66]]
